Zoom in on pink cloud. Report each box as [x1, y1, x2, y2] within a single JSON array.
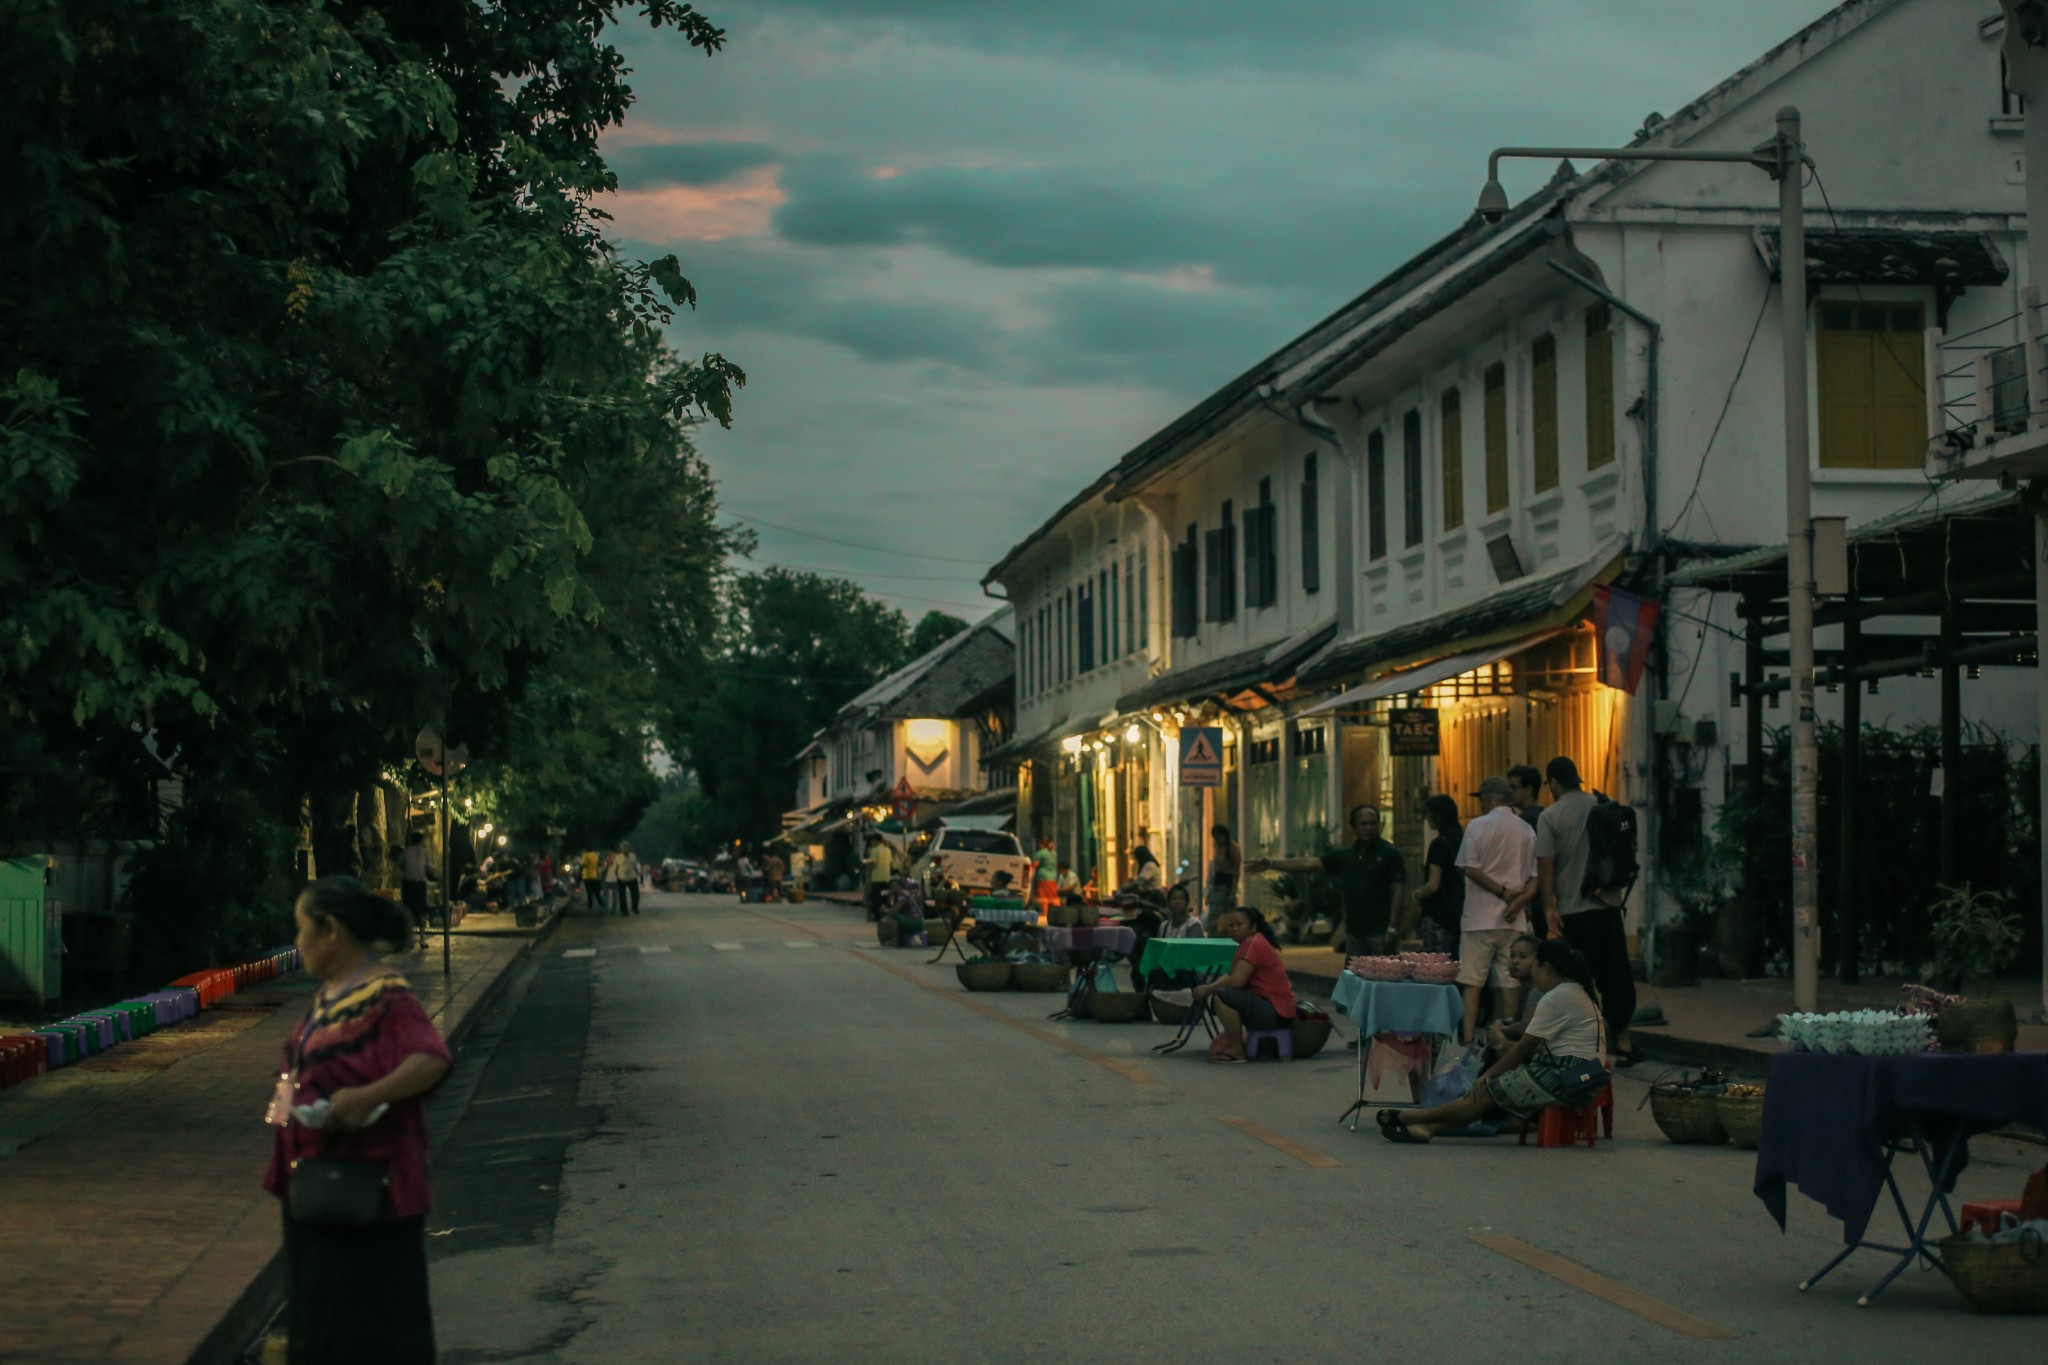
[[597, 165, 786, 244]]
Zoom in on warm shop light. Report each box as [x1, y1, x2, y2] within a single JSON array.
[[497, 835, 508, 846], [1061, 736, 1084, 754], [904, 718, 947, 750], [1125, 724, 1141, 743]]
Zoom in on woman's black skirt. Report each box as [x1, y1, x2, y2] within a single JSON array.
[[283, 1211, 435, 1364]]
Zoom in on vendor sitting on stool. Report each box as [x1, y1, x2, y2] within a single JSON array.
[[1163, 908, 1295, 1064], [1380, 939, 1608, 1143]]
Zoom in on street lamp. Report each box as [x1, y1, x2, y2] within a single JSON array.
[[1478, 106, 1821, 1012]]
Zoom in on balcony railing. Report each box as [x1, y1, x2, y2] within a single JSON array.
[[1926, 287, 2048, 478]]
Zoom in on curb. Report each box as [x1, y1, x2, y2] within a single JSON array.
[[189, 913, 565, 1365]]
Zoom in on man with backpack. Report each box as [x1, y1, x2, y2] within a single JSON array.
[[1534, 756, 1639, 1065]]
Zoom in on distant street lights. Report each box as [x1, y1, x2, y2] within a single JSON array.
[[1478, 107, 1821, 1012]]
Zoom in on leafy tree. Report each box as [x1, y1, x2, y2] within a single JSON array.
[[908, 610, 971, 657], [2, 0, 740, 961], [678, 569, 909, 847]]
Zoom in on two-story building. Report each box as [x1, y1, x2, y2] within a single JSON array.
[[987, 0, 2037, 936]]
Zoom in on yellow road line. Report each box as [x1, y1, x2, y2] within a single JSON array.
[[854, 951, 1159, 1086], [741, 908, 832, 941], [1218, 1117, 1342, 1168], [1472, 1235, 1738, 1340]]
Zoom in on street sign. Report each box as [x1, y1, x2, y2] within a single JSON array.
[[891, 776, 917, 822], [1387, 707, 1440, 757], [414, 726, 469, 777], [1178, 727, 1223, 788]]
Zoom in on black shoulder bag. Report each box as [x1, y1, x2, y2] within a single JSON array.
[[285, 981, 390, 1226]]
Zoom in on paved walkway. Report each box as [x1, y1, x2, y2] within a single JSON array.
[[0, 924, 552, 1365]]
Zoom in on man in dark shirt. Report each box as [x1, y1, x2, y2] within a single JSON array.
[[1508, 764, 1545, 830], [1252, 803, 1409, 957]]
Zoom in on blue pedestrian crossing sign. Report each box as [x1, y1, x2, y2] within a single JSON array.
[[1179, 727, 1224, 788]]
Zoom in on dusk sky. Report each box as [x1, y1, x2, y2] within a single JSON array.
[[600, 0, 1841, 625]]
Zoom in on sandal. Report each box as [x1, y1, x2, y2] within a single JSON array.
[[1208, 1049, 1247, 1064], [1381, 1117, 1432, 1144], [1375, 1109, 1401, 1130]]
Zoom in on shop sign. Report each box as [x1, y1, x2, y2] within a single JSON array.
[[890, 776, 917, 821], [1387, 707, 1440, 757], [1178, 727, 1224, 787]]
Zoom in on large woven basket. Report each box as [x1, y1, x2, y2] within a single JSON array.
[[923, 918, 954, 946], [1011, 962, 1071, 993], [1087, 992, 1150, 1023], [1047, 904, 1080, 929], [1941, 1234, 2048, 1314], [1150, 994, 1192, 1026], [1290, 1012, 1335, 1060], [956, 962, 1013, 992], [1716, 1093, 1766, 1150], [1649, 1085, 1729, 1144]]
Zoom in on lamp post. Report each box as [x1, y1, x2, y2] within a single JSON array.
[[1478, 106, 1819, 1011]]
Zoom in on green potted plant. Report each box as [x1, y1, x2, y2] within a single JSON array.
[[1925, 883, 2022, 1051]]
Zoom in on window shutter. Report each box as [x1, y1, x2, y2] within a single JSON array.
[[1171, 529, 1198, 638], [1531, 334, 1559, 493], [1300, 453, 1320, 594], [1402, 410, 1424, 548], [1585, 304, 1615, 470], [1483, 362, 1508, 514], [1077, 585, 1095, 673], [1440, 387, 1464, 531], [1366, 429, 1387, 561]]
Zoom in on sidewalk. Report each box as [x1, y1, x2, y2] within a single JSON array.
[[0, 921, 554, 1365]]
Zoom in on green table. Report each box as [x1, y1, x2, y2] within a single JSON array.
[[1136, 937, 1238, 977]]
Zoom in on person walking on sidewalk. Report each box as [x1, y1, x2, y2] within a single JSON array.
[[864, 834, 894, 921], [608, 843, 641, 916], [397, 831, 431, 944], [580, 847, 602, 915], [266, 876, 452, 1365], [1251, 803, 1408, 958], [1535, 756, 1637, 1065], [1205, 824, 1241, 931]]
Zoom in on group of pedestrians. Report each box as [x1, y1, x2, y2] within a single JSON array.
[[578, 842, 643, 916]]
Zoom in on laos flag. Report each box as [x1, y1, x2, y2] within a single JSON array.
[[1592, 584, 1658, 694]]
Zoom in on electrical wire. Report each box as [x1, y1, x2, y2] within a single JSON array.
[[723, 513, 991, 565], [1665, 281, 1773, 540], [732, 549, 983, 584]]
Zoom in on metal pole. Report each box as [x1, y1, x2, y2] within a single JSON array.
[[1776, 106, 1820, 1013], [1838, 600, 1861, 984], [440, 743, 453, 979]]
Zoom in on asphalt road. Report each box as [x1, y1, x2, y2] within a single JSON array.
[[424, 890, 2047, 1363]]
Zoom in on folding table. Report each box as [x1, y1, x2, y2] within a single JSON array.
[[1328, 971, 1464, 1130]]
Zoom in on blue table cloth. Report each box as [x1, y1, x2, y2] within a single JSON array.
[[1330, 972, 1464, 1037], [1754, 1050, 2048, 1245]]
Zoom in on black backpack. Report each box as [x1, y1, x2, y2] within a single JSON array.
[[1581, 793, 1639, 904]]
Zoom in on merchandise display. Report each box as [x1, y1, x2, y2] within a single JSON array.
[[1777, 1010, 1933, 1056], [1346, 953, 1457, 984]]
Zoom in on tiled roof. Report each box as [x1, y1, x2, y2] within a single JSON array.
[[1752, 228, 2008, 287], [1116, 619, 1337, 712], [835, 608, 1016, 723]]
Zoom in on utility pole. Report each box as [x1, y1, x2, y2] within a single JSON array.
[[1773, 107, 1820, 1013]]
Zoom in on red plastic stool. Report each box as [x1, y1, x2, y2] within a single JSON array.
[[1595, 1081, 1615, 1139], [1520, 1103, 1599, 1148], [1961, 1200, 2024, 1235]]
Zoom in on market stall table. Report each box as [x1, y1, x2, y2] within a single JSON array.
[[1136, 938, 1240, 1054], [933, 902, 1042, 963], [1329, 972, 1465, 1130], [1753, 1050, 2048, 1305]]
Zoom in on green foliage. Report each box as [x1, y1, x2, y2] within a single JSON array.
[[675, 569, 910, 849], [2, 1, 742, 961], [908, 611, 970, 657], [1925, 883, 2023, 990]]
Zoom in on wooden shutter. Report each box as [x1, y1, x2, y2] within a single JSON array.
[[1300, 453, 1320, 593], [1585, 304, 1615, 470], [1531, 333, 1559, 492], [1483, 362, 1508, 514], [1366, 430, 1387, 561], [1440, 387, 1464, 531], [1402, 410, 1424, 547]]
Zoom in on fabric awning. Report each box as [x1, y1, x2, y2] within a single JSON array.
[[1299, 629, 1568, 716]]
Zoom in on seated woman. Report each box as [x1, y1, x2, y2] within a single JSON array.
[[1483, 933, 1547, 1063], [1159, 883, 1206, 939], [1381, 939, 1606, 1143], [1166, 908, 1295, 1064], [1127, 845, 1163, 894]]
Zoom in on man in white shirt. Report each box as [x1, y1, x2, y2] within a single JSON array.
[[1454, 776, 1536, 1043]]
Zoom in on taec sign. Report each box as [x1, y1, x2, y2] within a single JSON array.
[[1387, 707, 1441, 757]]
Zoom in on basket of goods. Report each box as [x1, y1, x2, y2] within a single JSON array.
[[1355, 956, 1409, 982], [1150, 992, 1193, 1025], [1937, 998, 2020, 1054], [1716, 1084, 1767, 1149], [956, 958, 1013, 992], [1011, 961, 1072, 993], [1410, 960, 1460, 985], [1087, 991, 1150, 1023], [1940, 1229, 2048, 1315], [1289, 1003, 1335, 1059], [1648, 1071, 1730, 1145], [1072, 904, 1102, 928], [1047, 903, 1081, 929]]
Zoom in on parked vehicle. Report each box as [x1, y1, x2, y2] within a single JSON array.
[[907, 817, 1032, 895]]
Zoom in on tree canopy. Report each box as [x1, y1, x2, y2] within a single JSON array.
[[2, 0, 742, 956]]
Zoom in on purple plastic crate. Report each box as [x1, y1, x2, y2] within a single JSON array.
[[31, 1030, 71, 1067], [67, 1016, 115, 1050], [76, 1010, 132, 1044]]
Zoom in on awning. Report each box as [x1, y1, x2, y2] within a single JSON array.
[[1299, 542, 1623, 687], [1299, 628, 1569, 716], [1751, 228, 2009, 288], [1115, 619, 1336, 713], [981, 712, 1104, 763]]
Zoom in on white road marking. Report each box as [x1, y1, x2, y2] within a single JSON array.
[[638, 945, 672, 954], [563, 948, 597, 958], [710, 942, 745, 951], [783, 941, 817, 949]]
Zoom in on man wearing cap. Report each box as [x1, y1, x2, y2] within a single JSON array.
[[1454, 777, 1537, 1043], [1250, 803, 1408, 958]]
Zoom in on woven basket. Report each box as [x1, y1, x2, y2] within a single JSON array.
[[1011, 962, 1071, 993], [1649, 1085, 1729, 1144], [1290, 1013, 1335, 1060], [1087, 992, 1150, 1023], [1150, 994, 1192, 1026], [1942, 1234, 2048, 1314], [1716, 1092, 1766, 1150], [955, 962, 1013, 992], [923, 918, 953, 946], [1938, 999, 2020, 1053], [1047, 904, 1080, 929]]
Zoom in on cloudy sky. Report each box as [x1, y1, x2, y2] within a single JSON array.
[[601, 0, 1840, 622]]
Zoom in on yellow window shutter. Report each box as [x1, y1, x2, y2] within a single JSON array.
[[1872, 307, 1925, 469], [1484, 362, 1509, 513], [1817, 328, 1875, 469], [1585, 309, 1615, 469]]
